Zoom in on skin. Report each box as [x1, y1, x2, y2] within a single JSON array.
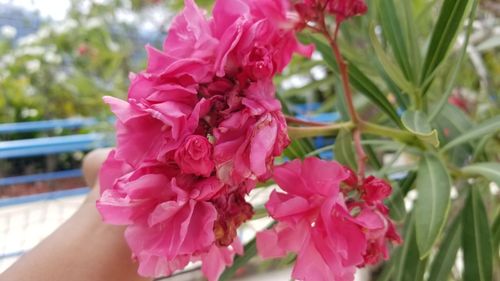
[[0, 149, 152, 281]]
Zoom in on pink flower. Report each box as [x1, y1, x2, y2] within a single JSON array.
[[256, 158, 401, 281], [97, 152, 239, 280], [174, 135, 215, 177], [361, 176, 392, 204], [212, 191, 254, 246], [211, 0, 314, 78], [293, 0, 367, 24], [327, 0, 368, 22], [103, 92, 210, 167], [201, 241, 243, 280], [97, 0, 315, 279], [213, 80, 290, 185]]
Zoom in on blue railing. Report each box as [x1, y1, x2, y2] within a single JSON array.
[[0, 118, 111, 200], [0, 133, 107, 159], [0, 118, 97, 134]]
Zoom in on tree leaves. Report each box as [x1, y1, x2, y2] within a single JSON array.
[[401, 110, 440, 148], [462, 189, 493, 281], [415, 153, 451, 258]]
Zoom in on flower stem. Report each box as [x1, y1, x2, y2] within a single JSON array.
[[318, 16, 366, 178], [288, 122, 355, 139], [360, 121, 417, 144], [285, 115, 330, 126]]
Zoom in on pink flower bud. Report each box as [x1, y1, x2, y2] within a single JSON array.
[[361, 176, 392, 203], [175, 135, 215, 177]]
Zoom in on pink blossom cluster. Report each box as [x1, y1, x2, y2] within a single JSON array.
[[257, 158, 401, 281], [96, 0, 312, 280], [293, 0, 368, 23]]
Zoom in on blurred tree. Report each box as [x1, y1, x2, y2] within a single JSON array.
[[0, 0, 169, 123]]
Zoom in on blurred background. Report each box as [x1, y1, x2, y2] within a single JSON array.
[[0, 0, 499, 278]]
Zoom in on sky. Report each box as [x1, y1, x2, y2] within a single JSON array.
[[0, 0, 71, 21]]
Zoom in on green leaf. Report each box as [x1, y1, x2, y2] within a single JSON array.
[[301, 34, 403, 128], [441, 116, 500, 152], [387, 182, 407, 221], [420, 0, 471, 88], [284, 139, 313, 159], [376, 0, 418, 82], [369, 24, 415, 95], [462, 189, 493, 281], [395, 215, 428, 281], [219, 239, 257, 281], [432, 104, 473, 165], [427, 214, 462, 281], [415, 153, 451, 258], [334, 128, 357, 170], [462, 162, 500, 186], [428, 0, 478, 121], [401, 110, 440, 148], [492, 208, 500, 258], [400, 171, 417, 195]]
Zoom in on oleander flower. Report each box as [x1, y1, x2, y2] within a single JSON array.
[[361, 176, 392, 204], [97, 0, 313, 279], [174, 135, 215, 177], [213, 80, 290, 185], [293, 0, 368, 24], [327, 0, 368, 22], [256, 158, 401, 281]]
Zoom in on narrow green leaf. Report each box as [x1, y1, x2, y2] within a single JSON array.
[[462, 189, 493, 281], [462, 162, 500, 186], [441, 116, 500, 152], [427, 214, 462, 281], [400, 171, 417, 195], [377, 260, 396, 281], [415, 153, 451, 258], [364, 143, 382, 170], [420, 0, 471, 88], [278, 95, 315, 159], [376, 0, 415, 81], [369, 24, 415, 95], [395, 215, 428, 281], [301, 34, 403, 128], [388, 183, 407, 222], [402, 0, 422, 80], [492, 207, 500, 257], [334, 128, 357, 170], [428, 0, 478, 121], [402, 110, 440, 148], [432, 104, 473, 166], [219, 239, 257, 281]]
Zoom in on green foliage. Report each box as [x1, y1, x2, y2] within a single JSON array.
[[415, 153, 451, 258], [277, 0, 499, 279], [0, 0, 157, 124], [462, 188, 493, 281], [401, 110, 439, 148], [334, 128, 358, 170]]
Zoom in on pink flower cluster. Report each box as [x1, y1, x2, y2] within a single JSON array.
[[293, 0, 367, 23], [257, 158, 401, 281], [97, 0, 312, 280]]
